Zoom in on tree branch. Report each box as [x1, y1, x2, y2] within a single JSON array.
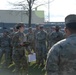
[[27, 0, 29, 3], [32, 0, 54, 9]]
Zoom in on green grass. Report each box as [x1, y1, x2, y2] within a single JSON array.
[[28, 62, 46, 75], [0, 55, 46, 75]]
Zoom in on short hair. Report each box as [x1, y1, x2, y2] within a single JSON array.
[[16, 23, 25, 29]]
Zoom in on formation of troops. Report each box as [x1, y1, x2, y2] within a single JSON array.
[[0, 22, 65, 75]]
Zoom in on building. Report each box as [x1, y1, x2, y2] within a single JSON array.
[[0, 10, 44, 24], [0, 10, 44, 32]]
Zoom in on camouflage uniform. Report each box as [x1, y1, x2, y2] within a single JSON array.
[[48, 31, 64, 48], [34, 29, 40, 50], [46, 28, 52, 49], [0, 31, 11, 66], [34, 28, 40, 64], [26, 28, 35, 52], [46, 34, 76, 75], [12, 31, 28, 74], [9, 31, 15, 64], [36, 29, 47, 66]]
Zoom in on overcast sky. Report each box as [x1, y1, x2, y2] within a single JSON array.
[[0, 0, 76, 22]]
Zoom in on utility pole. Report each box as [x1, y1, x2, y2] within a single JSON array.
[[48, 0, 50, 22], [28, 0, 32, 27]]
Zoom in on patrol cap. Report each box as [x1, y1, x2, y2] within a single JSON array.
[[16, 23, 25, 29], [55, 25, 60, 29], [65, 14, 76, 29]]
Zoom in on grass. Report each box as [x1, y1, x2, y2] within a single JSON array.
[[0, 55, 46, 75]]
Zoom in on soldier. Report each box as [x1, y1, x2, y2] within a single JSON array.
[[12, 23, 29, 75], [9, 26, 18, 38], [34, 24, 40, 50], [45, 27, 51, 49], [46, 14, 76, 75], [34, 24, 40, 64], [34, 24, 40, 38], [36, 25, 47, 67], [0, 30, 11, 67], [48, 25, 64, 48], [9, 26, 18, 64], [26, 27, 35, 52]]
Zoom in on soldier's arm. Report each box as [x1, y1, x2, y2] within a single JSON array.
[[45, 31, 48, 41], [33, 30, 36, 40], [8, 37, 12, 47], [12, 34, 21, 47], [46, 44, 60, 75], [0, 37, 1, 47], [26, 33, 29, 42]]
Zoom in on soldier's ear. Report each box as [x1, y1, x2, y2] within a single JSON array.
[[65, 27, 71, 37], [65, 27, 67, 33]]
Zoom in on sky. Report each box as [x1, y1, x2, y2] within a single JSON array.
[[0, 0, 76, 22]]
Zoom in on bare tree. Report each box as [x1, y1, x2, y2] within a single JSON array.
[[27, 0, 35, 27], [8, 0, 54, 27]]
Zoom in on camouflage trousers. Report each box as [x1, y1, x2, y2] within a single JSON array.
[[12, 49, 28, 75], [0, 47, 12, 66], [36, 43, 47, 65]]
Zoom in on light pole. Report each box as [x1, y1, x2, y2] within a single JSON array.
[[48, 0, 50, 22]]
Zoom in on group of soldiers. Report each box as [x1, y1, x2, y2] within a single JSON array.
[[0, 23, 64, 75]]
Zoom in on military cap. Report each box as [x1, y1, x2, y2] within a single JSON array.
[[16, 23, 25, 29], [55, 25, 60, 29], [65, 14, 76, 29]]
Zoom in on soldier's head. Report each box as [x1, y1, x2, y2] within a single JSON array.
[[51, 26, 55, 31], [36, 24, 40, 30], [55, 25, 60, 32], [3, 29, 9, 36], [16, 23, 25, 32], [40, 25, 44, 31], [28, 27, 33, 33], [65, 14, 76, 37]]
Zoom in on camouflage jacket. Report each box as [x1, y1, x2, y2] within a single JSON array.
[[49, 31, 64, 44], [26, 32, 34, 43], [36, 30, 47, 43], [46, 34, 76, 75], [0, 35, 11, 48], [12, 31, 26, 48]]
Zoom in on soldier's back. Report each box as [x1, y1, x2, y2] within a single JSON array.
[[46, 34, 76, 75], [58, 34, 76, 75]]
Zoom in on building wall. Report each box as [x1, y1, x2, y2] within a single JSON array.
[[0, 10, 44, 24]]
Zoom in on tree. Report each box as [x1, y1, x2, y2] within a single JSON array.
[[8, 0, 54, 27], [27, 0, 35, 27]]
